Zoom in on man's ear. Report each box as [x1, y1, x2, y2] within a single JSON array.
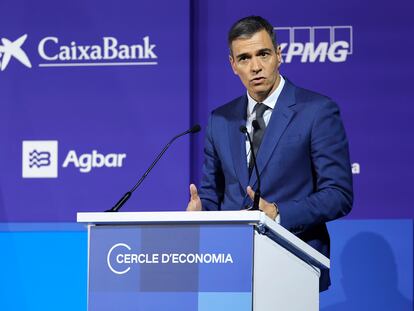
[[229, 54, 238, 75], [275, 45, 282, 69]]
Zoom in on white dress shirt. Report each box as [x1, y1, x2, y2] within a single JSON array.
[[245, 75, 285, 163]]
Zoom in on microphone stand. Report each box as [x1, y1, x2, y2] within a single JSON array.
[[106, 124, 201, 212], [240, 125, 261, 210]]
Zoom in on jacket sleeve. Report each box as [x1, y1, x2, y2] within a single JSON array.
[[277, 100, 353, 233], [198, 113, 225, 211]]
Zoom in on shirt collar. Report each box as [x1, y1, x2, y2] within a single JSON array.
[[247, 75, 285, 116]]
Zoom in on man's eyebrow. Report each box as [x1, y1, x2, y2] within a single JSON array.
[[256, 48, 272, 54], [236, 52, 250, 60]]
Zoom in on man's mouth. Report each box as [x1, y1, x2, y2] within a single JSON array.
[[251, 77, 265, 84]]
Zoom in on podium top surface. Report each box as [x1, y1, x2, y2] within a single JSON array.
[[77, 211, 330, 269], [77, 210, 265, 224]]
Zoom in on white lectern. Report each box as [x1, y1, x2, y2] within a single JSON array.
[[77, 211, 329, 311]]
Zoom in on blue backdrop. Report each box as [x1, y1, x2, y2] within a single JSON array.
[[0, 0, 412, 310]]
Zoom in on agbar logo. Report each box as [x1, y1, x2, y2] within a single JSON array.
[[22, 140, 127, 178], [22, 141, 58, 178]]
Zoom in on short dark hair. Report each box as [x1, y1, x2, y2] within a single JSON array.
[[228, 16, 277, 54]]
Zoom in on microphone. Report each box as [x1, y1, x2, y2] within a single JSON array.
[[106, 124, 201, 212], [189, 124, 201, 134], [252, 119, 260, 130], [239, 125, 261, 211]]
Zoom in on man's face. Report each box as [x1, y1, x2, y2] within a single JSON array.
[[229, 29, 281, 102]]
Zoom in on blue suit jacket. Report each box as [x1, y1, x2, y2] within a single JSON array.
[[198, 79, 353, 291]]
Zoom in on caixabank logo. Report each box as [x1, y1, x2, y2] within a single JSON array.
[[0, 34, 32, 71], [275, 26, 353, 63], [22, 140, 127, 178], [1, 34, 157, 70]]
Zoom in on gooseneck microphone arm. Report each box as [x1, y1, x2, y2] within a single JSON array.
[[240, 125, 261, 210], [106, 124, 201, 212]]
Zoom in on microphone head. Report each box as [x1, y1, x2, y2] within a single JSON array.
[[252, 120, 260, 130], [190, 124, 201, 134], [239, 125, 248, 133]]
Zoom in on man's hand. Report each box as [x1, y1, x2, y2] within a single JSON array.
[[186, 184, 202, 211], [246, 186, 278, 220]]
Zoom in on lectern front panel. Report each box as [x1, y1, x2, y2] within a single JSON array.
[[87, 224, 254, 311]]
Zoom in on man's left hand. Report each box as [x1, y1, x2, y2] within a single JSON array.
[[246, 186, 278, 220]]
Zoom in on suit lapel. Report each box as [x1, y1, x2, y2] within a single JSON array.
[[228, 96, 249, 191], [249, 80, 297, 188]]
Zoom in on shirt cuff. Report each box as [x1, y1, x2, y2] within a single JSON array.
[[275, 214, 281, 224]]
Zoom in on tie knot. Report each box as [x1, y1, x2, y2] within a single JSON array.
[[254, 103, 268, 118]]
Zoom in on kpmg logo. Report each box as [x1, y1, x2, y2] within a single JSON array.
[[275, 26, 353, 63], [22, 141, 58, 178], [0, 34, 32, 71], [22, 140, 127, 178], [107, 243, 234, 275]]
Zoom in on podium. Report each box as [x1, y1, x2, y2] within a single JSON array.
[[77, 211, 329, 311]]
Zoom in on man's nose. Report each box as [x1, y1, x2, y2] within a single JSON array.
[[250, 57, 262, 73]]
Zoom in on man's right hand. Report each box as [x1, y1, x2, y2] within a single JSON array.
[[186, 184, 202, 211]]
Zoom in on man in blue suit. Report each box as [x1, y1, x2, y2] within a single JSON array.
[[187, 16, 353, 291]]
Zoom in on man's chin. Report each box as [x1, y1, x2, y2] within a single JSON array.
[[250, 87, 272, 99]]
